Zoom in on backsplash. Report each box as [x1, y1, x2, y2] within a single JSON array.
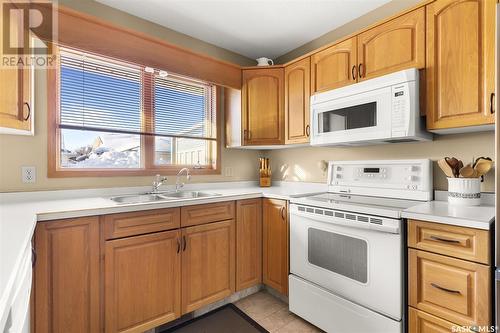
[[263, 131, 495, 192]]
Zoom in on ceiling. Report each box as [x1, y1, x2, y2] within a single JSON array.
[[95, 0, 391, 60]]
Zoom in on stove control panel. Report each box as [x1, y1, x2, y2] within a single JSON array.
[[328, 159, 432, 201]]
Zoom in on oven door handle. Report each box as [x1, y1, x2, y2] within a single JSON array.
[[290, 209, 400, 234]]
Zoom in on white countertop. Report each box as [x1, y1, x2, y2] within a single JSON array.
[[402, 201, 495, 230], [0, 181, 495, 330], [0, 180, 325, 329]]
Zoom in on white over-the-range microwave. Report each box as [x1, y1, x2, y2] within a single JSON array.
[[310, 68, 432, 146]]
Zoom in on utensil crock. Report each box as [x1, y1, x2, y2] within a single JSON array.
[[447, 177, 481, 206]]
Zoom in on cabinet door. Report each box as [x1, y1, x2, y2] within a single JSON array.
[[236, 199, 262, 291], [34, 217, 100, 333], [311, 37, 357, 94], [181, 220, 235, 314], [262, 198, 288, 295], [105, 230, 181, 333], [357, 8, 425, 81], [242, 68, 284, 145], [426, 0, 495, 129], [409, 249, 491, 327], [285, 58, 310, 144], [408, 307, 457, 333], [0, 14, 33, 134]]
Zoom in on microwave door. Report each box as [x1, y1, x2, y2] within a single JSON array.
[[311, 87, 392, 145]]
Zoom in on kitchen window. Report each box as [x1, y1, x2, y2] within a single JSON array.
[[48, 46, 219, 176]]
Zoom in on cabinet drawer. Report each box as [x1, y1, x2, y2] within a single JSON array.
[[408, 307, 456, 333], [104, 208, 180, 240], [408, 220, 490, 264], [181, 201, 235, 227], [409, 249, 491, 327]]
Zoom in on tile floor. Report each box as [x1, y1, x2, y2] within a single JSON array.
[[234, 291, 324, 333]]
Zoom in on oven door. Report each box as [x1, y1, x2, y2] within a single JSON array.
[[289, 204, 402, 320], [311, 86, 392, 145]]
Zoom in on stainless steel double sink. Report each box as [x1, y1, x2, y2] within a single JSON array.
[[110, 191, 221, 204]]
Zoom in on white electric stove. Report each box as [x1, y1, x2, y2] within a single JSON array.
[[288, 159, 432, 333]]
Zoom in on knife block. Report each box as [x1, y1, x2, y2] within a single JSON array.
[[259, 175, 271, 187]]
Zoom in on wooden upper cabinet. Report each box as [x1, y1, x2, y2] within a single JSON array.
[[242, 68, 284, 145], [236, 199, 262, 291], [285, 58, 310, 144], [426, 0, 495, 130], [181, 220, 235, 314], [262, 198, 289, 295], [357, 8, 425, 81], [34, 217, 100, 333], [311, 37, 357, 94], [105, 230, 181, 333], [0, 15, 33, 134]]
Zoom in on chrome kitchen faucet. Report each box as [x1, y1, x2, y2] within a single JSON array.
[[175, 168, 191, 192]]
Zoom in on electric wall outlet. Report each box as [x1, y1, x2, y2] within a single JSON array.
[[224, 167, 233, 177], [22, 166, 36, 183]]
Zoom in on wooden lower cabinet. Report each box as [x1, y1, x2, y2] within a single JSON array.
[[34, 217, 100, 333], [236, 199, 262, 291], [181, 220, 235, 314], [103, 208, 180, 240], [409, 307, 457, 333], [33, 199, 278, 332], [408, 219, 490, 265], [262, 198, 288, 295], [104, 230, 181, 333], [409, 249, 490, 327], [408, 220, 492, 333]]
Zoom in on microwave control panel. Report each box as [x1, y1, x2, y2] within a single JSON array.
[[328, 159, 432, 201], [391, 83, 411, 137]]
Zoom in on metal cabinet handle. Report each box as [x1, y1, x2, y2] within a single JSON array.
[[177, 238, 181, 253], [351, 65, 357, 80], [429, 235, 461, 244], [182, 235, 187, 251], [430, 283, 461, 295], [358, 64, 364, 78], [280, 206, 286, 221], [31, 245, 37, 268], [490, 93, 495, 114], [305, 125, 310, 137], [23, 102, 31, 121], [247, 130, 252, 140]]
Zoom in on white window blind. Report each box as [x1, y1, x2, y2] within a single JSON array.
[[57, 46, 218, 170], [152, 73, 216, 140], [59, 48, 143, 134]]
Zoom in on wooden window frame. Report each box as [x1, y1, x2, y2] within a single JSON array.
[[47, 45, 222, 178]]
